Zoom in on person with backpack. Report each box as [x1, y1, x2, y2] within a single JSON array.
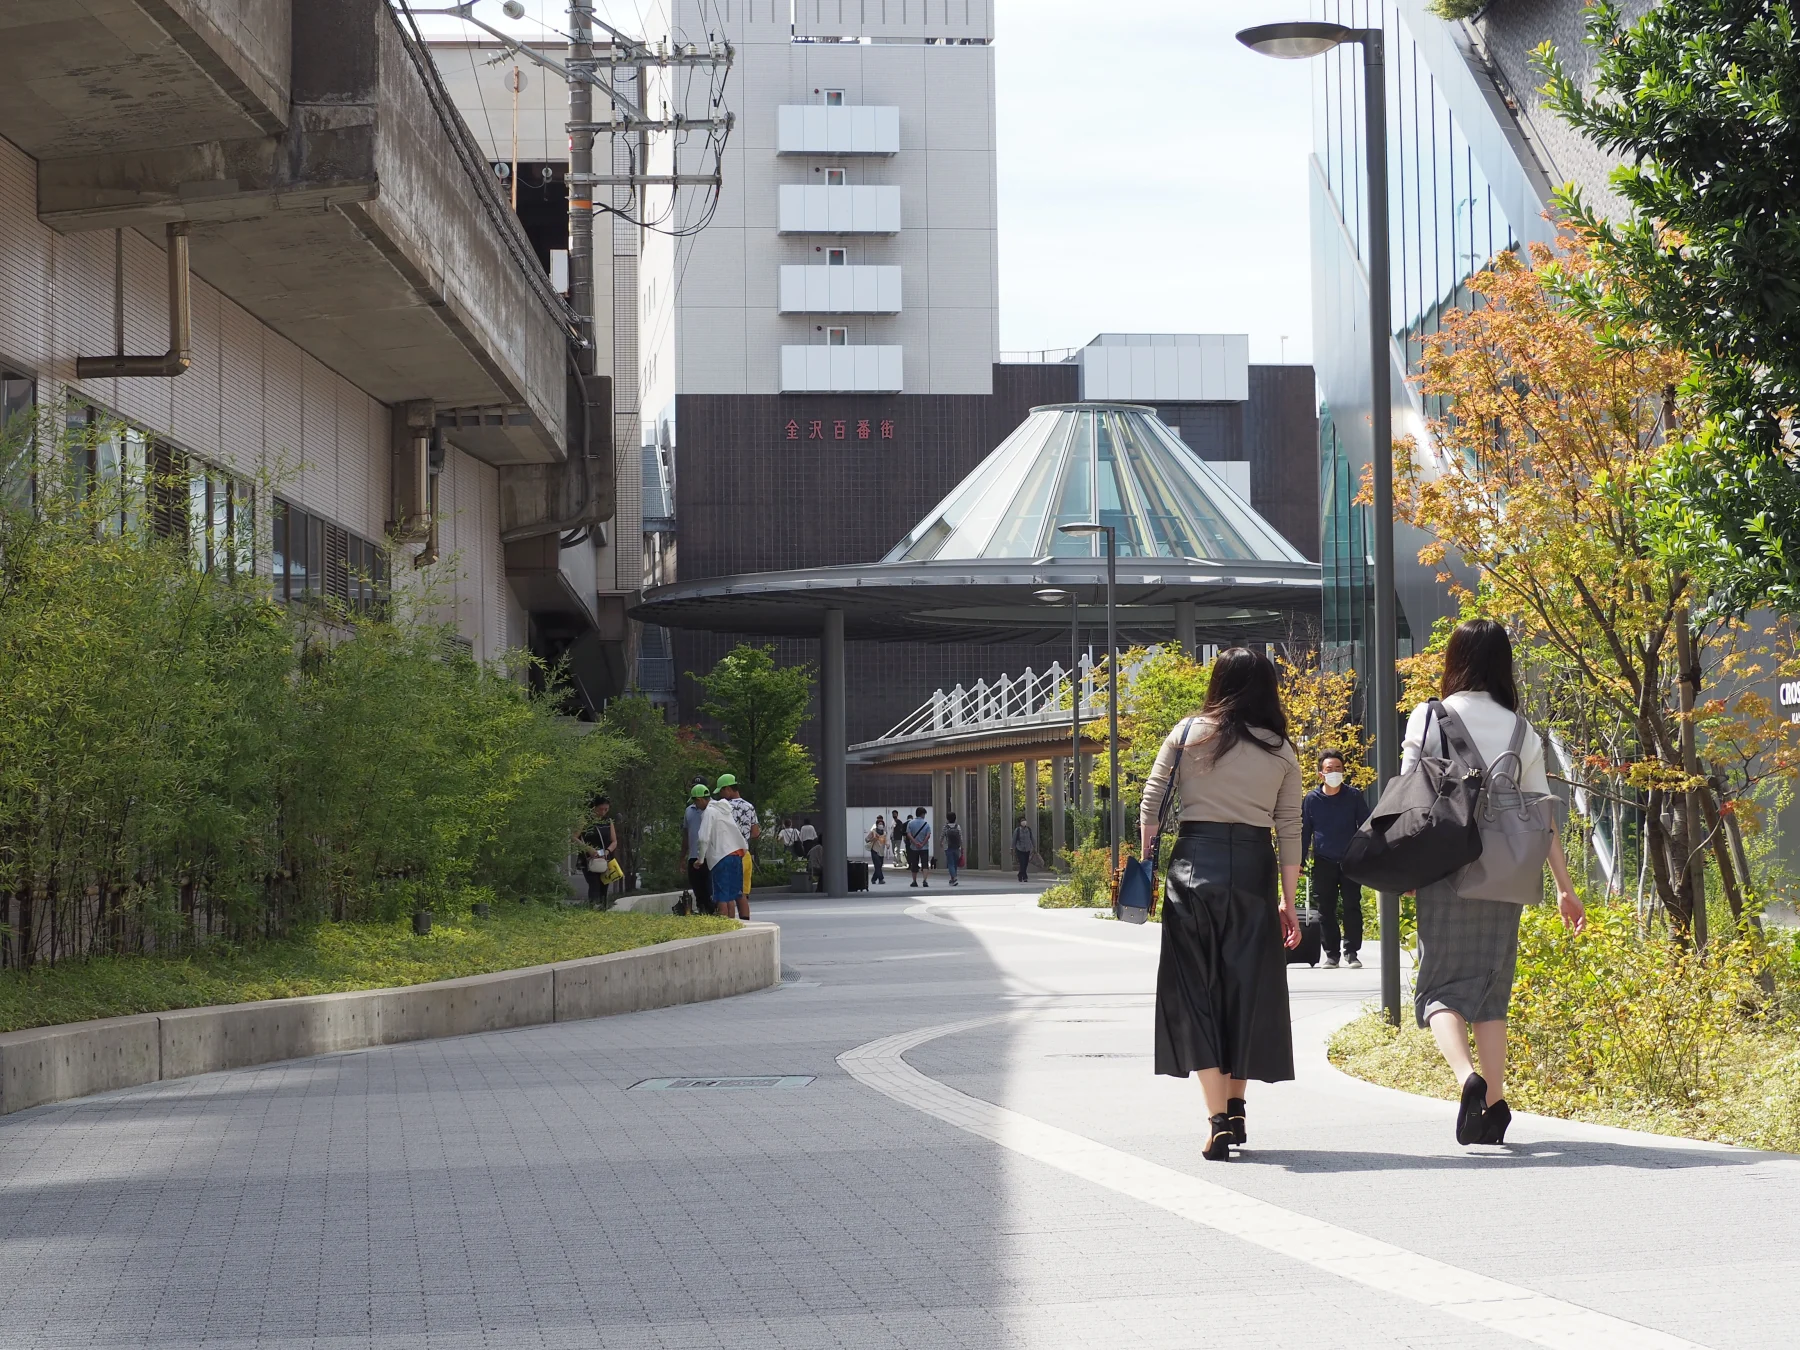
[[1401, 618, 1583, 1147], [904, 807, 932, 887], [942, 812, 963, 886], [1138, 648, 1303, 1162], [1011, 816, 1035, 882]]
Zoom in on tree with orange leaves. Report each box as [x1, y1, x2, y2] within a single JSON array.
[[1388, 237, 1799, 935]]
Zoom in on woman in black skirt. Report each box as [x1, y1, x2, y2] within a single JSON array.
[[1140, 648, 1303, 1160]]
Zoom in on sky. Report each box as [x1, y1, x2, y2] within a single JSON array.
[[406, 1, 1318, 364]]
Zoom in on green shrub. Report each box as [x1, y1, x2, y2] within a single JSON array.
[[1039, 846, 1113, 908], [1426, 0, 1486, 20], [0, 412, 627, 967]]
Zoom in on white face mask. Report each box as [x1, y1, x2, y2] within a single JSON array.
[[1323, 771, 1346, 788]]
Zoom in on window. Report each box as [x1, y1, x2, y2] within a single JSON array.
[[824, 89, 844, 106], [826, 247, 847, 266], [825, 167, 846, 186], [1, 371, 31, 508], [826, 327, 848, 346], [66, 404, 251, 571], [273, 497, 387, 616]]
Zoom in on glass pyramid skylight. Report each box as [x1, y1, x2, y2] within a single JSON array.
[[884, 403, 1307, 564]]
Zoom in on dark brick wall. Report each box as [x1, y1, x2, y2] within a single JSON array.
[[1245, 365, 1321, 562], [667, 360, 1316, 807]]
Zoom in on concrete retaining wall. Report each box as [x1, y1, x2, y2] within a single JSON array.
[[0, 923, 778, 1117]]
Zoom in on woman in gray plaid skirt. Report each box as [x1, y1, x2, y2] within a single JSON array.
[[1404, 620, 1585, 1147]]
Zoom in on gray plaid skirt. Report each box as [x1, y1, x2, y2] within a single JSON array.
[[1412, 882, 1525, 1027]]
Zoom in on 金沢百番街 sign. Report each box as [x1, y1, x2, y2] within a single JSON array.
[[785, 417, 896, 443]]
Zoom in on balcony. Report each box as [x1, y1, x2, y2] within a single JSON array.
[[777, 185, 901, 235], [776, 105, 900, 155], [780, 346, 904, 393], [778, 265, 902, 314]]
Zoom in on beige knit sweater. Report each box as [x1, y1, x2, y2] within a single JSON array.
[[1138, 715, 1304, 860]]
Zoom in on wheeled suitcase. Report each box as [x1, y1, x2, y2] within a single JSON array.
[[1287, 905, 1322, 967]]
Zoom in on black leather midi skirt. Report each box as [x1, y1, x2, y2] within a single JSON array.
[[1153, 821, 1295, 1083]]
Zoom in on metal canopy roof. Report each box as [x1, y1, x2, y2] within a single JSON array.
[[885, 403, 1306, 566], [632, 403, 1319, 644]]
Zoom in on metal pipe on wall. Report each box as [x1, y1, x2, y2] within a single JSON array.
[[77, 222, 191, 379]]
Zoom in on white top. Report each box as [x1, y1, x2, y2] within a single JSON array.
[[1401, 691, 1550, 795], [799, 823, 817, 841], [698, 799, 747, 868]]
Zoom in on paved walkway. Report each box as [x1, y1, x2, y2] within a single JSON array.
[[2, 886, 1795, 1349]]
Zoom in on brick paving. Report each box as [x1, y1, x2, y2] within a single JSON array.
[[1, 887, 1795, 1348]]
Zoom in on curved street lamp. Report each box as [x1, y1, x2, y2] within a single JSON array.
[[1239, 19, 1403, 1025], [1034, 586, 1082, 842], [1057, 523, 1120, 874]]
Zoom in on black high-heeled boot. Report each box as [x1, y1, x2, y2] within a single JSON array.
[[1202, 1112, 1234, 1161], [1226, 1097, 1247, 1145], [1456, 1073, 1489, 1146]]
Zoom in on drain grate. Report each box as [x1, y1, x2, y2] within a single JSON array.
[[1047, 1052, 1147, 1059], [630, 1075, 815, 1091]]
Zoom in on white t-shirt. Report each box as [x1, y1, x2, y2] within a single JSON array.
[[1402, 691, 1550, 795], [779, 826, 800, 847], [799, 823, 817, 842]]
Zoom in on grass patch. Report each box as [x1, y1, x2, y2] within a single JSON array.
[[1327, 1009, 1800, 1153], [0, 906, 737, 1033]]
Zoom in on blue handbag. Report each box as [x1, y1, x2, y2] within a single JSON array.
[[1114, 718, 1199, 925]]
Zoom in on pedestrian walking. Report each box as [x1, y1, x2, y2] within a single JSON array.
[[716, 774, 758, 916], [576, 795, 619, 907], [942, 812, 963, 886], [798, 817, 818, 861], [1140, 647, 1304, 1162], [697, 787, 748, 919], [778, 818, 801, 856], [890, 810, 906, 866], [1301, 751, 1370, 969], [1403, 618, 1583, 1147], [806, 839, 825, 892], [1011, 816, 1035, 882], [683, 784, 714, 914], [904, 807, 932, 887], [866, 818, 888, 883]]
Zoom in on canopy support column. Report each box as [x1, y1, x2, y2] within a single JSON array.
[[1174, 599, 1197, 659], [1050, 756, 1066, 860], [822, 608, 847, 897], [931, 770, 949, 867], [1024, 759, 1040, 864], [975, 764, 991, 872]]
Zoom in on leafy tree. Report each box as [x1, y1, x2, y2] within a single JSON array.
[[598, 697, 724, 889], [1539, 1, 1800, 607], [1278, 656, 1374, 794], [1093, 645, 1211, 830], [691, 643, 817, 822], [1387, 238, 1800, 932]]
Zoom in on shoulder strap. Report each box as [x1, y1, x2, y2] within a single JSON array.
[[1427, 698, 1488, 775], [1150, 716, 1201, 845]]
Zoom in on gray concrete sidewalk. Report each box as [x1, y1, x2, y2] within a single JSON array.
[[1, 883, 1793, 1349]]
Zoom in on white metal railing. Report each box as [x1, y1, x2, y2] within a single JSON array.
[[864, 648, 1166, 747]]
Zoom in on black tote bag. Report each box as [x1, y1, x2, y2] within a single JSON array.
[[1341, 699, 1485, 894]]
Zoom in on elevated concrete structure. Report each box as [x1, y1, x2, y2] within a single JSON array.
[[12, 0, 576, 468]]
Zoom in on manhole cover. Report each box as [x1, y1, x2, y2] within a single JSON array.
[[1047, 1052, 1147, 1059], [629, 1075, 815, 1091]]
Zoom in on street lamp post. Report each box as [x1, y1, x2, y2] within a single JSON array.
[[1058, 523, 1121, 874], [1239, 20, 1402, 1026], [1034, 586, 1082, 842]]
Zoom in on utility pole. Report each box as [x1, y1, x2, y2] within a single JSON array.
[[567, 1, 596, 377]]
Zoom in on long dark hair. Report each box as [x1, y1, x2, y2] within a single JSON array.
[[1199, 647, 1288, 761], [1440, 618, 1519, 711]]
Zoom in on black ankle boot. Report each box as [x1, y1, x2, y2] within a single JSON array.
[[1226, 1097, 1247, 1145], [1203, 1113, 1234, 1161], [1478, 1098, 1512, 1145], [1456, 1073, 1489, 1146]]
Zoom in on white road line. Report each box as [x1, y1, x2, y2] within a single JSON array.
[[840, 1014, 1713, 1350]]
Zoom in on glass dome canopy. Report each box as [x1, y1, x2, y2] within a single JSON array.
[[884, 403, 1306, 565]]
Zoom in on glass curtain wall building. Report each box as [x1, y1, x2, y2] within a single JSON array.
[[1309, 0, 1556, 680]]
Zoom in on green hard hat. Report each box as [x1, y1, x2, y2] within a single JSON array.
[[714, 773, 737, 791], [690, 783, 711, 799]]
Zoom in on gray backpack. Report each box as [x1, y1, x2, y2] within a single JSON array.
[[1454, 710, 1557, 904]]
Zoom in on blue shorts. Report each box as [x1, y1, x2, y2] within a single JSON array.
[[710, 854, 744, 905]]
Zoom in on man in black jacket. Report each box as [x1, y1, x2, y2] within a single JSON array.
[[1300, 751, 1371, 969]]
